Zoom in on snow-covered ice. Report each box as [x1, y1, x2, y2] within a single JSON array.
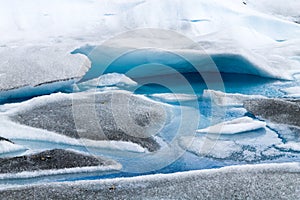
[[203, 89, 267, 106], [76, 73, 138, 90], [0, 140, 27, 155], [196, 117, 266, 134]]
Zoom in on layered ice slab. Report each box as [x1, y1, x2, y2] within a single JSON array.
[[6, 90, 170, 152], [0, 149, 121, 179], [196, 117, 266, 134], [1, 163, 299, 199], [0, 45, 90, 102]]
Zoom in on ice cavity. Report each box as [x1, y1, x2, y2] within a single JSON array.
[[196, 117, 266, 135], [203, 89, 267, 106]]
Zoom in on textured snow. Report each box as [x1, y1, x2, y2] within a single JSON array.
[[196, 117, 266, 134], [203, 89, 267, 106], [0, 140, 27, 155], [247, 0, 300, 22], [0, 45, 90, 95], [2, 163, 299, 199]]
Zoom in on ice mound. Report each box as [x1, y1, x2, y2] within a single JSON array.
[[244, 98, 300, 127], [203, 89, 267, 106], [3, 163, 298, 199], [7, 90, 171, 152], [0, 149, 121, 179], [0, 137, 27, 155], [77, 73, 138, 91], [196, 117, 266, 134], [150, 93, 198, 103]]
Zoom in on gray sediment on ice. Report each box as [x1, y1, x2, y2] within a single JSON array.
[[244, 98, 300, 127], [0, 163, 299, 200], [11, 91, 167, 152], [0, 149, 117, 174]]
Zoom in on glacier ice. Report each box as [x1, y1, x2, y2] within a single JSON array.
[[196, 117, 266, 134]]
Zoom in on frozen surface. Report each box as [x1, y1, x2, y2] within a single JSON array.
[[1, 163, 299, 199], [203, 89, 267, 106], [196, 117, 266, 134]]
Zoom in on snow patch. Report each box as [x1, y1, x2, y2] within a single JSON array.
[[196, 117, 266, 135]]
